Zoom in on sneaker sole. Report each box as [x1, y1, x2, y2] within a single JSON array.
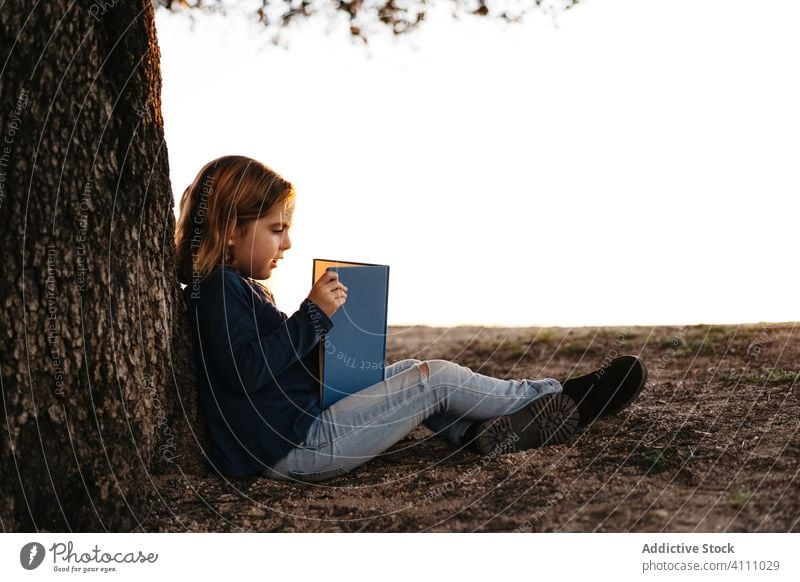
[[473, 393, 580, 455], [562, 355, 648, 424]]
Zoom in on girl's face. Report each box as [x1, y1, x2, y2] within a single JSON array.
[[229, 200, 293, 280]]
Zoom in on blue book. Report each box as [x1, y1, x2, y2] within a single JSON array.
[[312, 259, 390, 409]]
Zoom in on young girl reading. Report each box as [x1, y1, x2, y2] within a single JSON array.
[[176, 155, 648, 482]]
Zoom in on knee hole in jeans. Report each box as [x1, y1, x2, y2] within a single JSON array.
[[420, 361, 429, 379]]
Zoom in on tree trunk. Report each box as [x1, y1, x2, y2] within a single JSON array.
[[1, 0, 207, 532]]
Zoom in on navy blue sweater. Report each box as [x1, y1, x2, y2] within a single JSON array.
[[183, 265, 333, 477]]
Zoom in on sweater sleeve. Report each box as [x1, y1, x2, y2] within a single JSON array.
[[194, 271, 333, 395], [230, 297, 334, 395]]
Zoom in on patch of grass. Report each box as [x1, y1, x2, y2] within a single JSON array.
[[534, 328, 557, 343], [689, 327, 733, 354], [656, 327, 735, 355], [559, 342, 588, 356], [558, 339, 600, 356], [727, 365, 800, 386], [461, 356, 487, 370], [761, 366, 800, 385], [683, 326, 738, 355], [637, 447, 681, 475], [715, 368, 741, 383], [658, 336, 689, 351], [474, 340, 503, 352], [467, 340, 533, 362], [728, 487, 751, 510], [508, 346, 529, 359]]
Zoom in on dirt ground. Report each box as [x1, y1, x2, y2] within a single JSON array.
[[144, 323, 799, 532]]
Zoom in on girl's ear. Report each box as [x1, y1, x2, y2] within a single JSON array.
[[228, 222, 245, 245]]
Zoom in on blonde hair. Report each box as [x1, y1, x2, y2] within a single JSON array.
[[175, 155, 294, 302]]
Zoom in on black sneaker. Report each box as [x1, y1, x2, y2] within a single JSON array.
[[467, 393, 580, 455], [560, 355, 647, 425]]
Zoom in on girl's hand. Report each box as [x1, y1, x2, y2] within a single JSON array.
[[307, 271, 348, 318]]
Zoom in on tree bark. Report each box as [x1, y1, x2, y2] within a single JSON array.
[[1, 0, 207, 532]]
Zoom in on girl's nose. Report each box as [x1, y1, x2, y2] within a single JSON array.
[[281, 230, 292, 250]]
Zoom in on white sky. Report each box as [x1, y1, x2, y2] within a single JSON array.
[[156, 0, 800, 327]]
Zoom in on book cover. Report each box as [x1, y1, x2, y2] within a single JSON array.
[[312, 259, 390, 409]]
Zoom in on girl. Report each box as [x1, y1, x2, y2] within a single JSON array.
[[175, 155, 647, 483]]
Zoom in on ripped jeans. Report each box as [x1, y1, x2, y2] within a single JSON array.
[[261, 358, 562, 483]]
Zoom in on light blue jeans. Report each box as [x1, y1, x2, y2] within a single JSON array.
[[262, 358, 562, 482]]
